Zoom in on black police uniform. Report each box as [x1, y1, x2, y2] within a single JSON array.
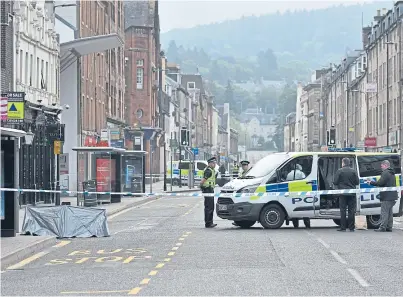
[[202, 157, 217, 228]]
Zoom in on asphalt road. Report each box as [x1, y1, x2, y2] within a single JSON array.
[[1, 195, 403, 296]]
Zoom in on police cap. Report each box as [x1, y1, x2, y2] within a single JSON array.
[[240, 160, 250, 165], [207, 157, 217, 163]]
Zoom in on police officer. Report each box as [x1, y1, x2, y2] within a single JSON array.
[[200, 157, 217, 228], [232, 161, 239, 179], [240, 160, 250, 177]]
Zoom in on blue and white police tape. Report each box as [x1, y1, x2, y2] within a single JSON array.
[[1, 186, 402, 198]]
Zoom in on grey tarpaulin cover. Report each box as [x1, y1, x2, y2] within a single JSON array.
[[21, 205, 110, 238]]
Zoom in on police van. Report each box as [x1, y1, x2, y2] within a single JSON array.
[[216, 150, 403, 229], [167, 160, 219, 186]]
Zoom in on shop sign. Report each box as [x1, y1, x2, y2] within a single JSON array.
[[364, 137, 377, 147]]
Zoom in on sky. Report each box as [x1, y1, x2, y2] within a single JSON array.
[[158, 0, 370, 33]]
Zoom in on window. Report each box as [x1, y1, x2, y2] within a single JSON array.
[[358, 155, 401, 178], [179, 162, 190, 170], [136, 59, 144, 66], [278, 156, 313, 182], [187, 82, 195, 89], [244, 153, 289, 179], [136, 68, 143, 89]]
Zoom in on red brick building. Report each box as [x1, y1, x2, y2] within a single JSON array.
[[124, 0, 161, 174], [79, 0, 126, 139]]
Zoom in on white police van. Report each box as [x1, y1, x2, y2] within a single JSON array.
[[216, 150, 403, 229]]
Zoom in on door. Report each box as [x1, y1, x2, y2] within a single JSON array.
[[315, 155, 356, 216], [276, 155, 316, 218]]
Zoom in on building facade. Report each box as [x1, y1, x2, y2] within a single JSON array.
[[81, 0, 125, 140], [1, 1, 14, 92]]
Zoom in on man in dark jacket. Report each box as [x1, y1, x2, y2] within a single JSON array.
[[333, 158, 360, 232], [367, 160, 398, 232]]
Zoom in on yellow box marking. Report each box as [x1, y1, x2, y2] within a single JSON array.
[[164, 258, 171, 262], [53, 241, 71, 248], [168, 252, 175, 256], [128, 287, 142, 295], [61, 290, 130, 294], [172, 247, 179, 251], [155, 263, 165, 268], [148, 270, 158, 276], [140, 278, 150, 285], [7, 252, 47, 270]]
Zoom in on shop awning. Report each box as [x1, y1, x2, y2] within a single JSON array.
[[0, 127, 26, 138], [60, 34, 124, 72]]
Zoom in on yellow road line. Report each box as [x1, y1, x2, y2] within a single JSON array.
[[182, 234, 189, 237], [186, 231, 192, 234], [6, 252, 48, 270], [179, 237, 185, 241], [164, 258, 171, 262], [128, 287, 142, 295], [172, 247, 179, 251], [168, 252, 175, 256], [53, 240, 71, 248], [148, 270, 158, 276], [140, 278, 150, 285], [176, 242, 182, 246], [155, 263, 165, 268], [61, 290, 130, 294]]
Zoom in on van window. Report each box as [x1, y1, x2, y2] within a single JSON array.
[[197, 162, 207, 170], [357, 155, 401, 177], [245, 153, 289, 178], [278, 156, 313, 181], [179, 162, 190, 170]]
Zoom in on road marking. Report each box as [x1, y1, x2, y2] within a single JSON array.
[[53, 240, 71, 248], [148, 270, 158, 276], [347, 268, 370, 287], [164, 258, 171, 262], [61, 290, 130, 294], [176, 242, 182, 246], [6, 252, 48, 270], [140, 278, 150, 285], [182, 234, 189, 237], [155, 263, 165, 268], [108, 199, 158, 220], [172, 247, 179, 250], [186, 231, 192, 234], [128, 287, 142, 295], [179, 237, 185, 241], [330, 250, 347, 265], [316, 238, 330, 249], [168, 252, 175, 256]]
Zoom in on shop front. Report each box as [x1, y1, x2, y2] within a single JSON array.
[[1, 127, 28, 237]]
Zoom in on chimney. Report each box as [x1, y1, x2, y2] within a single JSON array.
[[374, 9, 382, 21], [362, 26, 372, 49]]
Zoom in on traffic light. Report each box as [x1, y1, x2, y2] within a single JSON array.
[[180, 129, 190, 146], [328, 128, 336, 146]]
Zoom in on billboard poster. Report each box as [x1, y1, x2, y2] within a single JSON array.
[[96, 158, 111, 192]]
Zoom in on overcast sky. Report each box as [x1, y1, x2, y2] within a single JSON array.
[[158, 0, 368, 32]]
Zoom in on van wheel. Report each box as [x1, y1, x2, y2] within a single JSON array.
[[292, 219, 299, 228], [234, 220, 256, 228], [333, 219, 341, 226], [260, 204, 285, 229], [366, 215, 381, 229]]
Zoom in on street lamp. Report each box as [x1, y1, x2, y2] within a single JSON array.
[[24, 128, 34, 145]]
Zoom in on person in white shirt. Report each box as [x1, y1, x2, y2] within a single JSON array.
[[286, 164, 306, 181]]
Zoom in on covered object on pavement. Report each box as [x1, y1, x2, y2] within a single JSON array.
[[21, 205, 110, 238]]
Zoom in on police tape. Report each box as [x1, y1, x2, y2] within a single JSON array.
[[0, 186, 402, 198]]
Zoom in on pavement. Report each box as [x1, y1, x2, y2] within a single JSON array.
[[0, 181, 198, 270], [1, 193, 403, 296]]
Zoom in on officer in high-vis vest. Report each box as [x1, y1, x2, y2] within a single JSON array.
[[200, 157, 218, 228], [232, 161, 239, 179]]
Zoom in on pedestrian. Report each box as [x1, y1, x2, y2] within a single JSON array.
[[200, 157, 217, 228], [333, 158, 360, 232], [366, 160, 398, 232]]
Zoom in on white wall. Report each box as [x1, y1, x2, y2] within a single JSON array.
[[14, 0, 59, 106]]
